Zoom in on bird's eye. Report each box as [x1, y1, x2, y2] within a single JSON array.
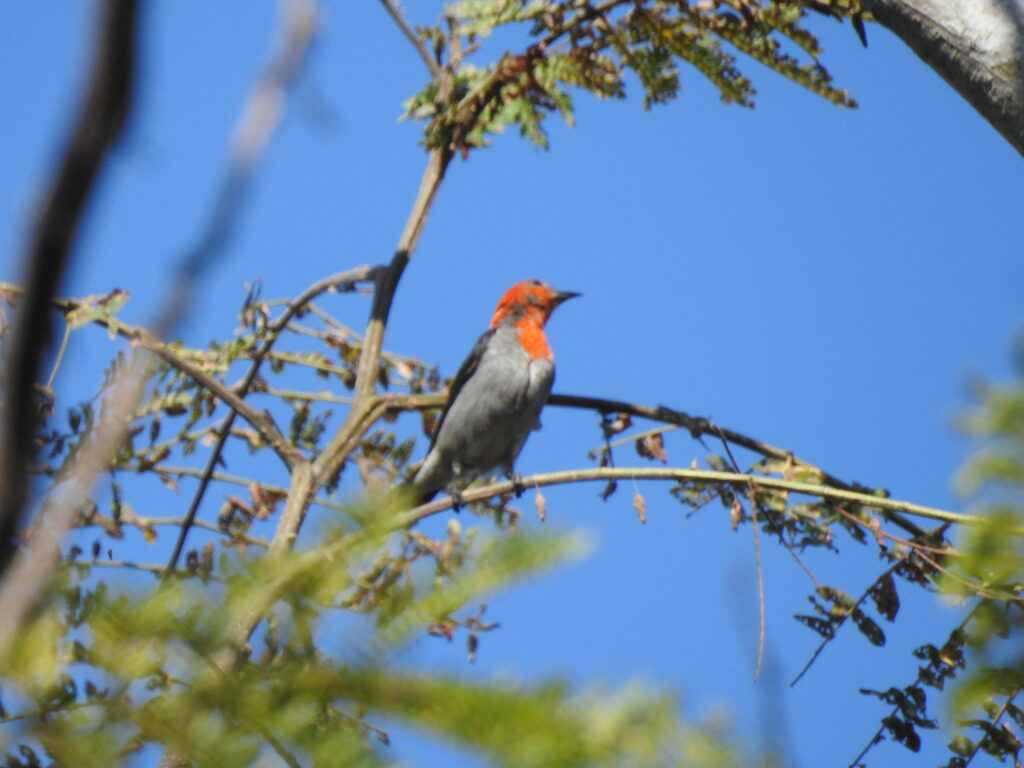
[[528, 279, 542, 286]]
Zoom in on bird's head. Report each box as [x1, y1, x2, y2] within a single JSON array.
[[490, 279, 580, 329]]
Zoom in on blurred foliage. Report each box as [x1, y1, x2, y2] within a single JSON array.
[[937, 368, 1024, 767]]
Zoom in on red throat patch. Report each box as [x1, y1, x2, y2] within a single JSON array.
[[515, 319, 553, 361]]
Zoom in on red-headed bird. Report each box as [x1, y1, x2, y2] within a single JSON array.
[[409, 279, 579, 505]]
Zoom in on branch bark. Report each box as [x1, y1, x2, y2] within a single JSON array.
[[397, 466, 987, 529], [0, 0, 140, 577], [864, 0, 1024, 155]]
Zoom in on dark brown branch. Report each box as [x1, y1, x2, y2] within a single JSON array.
[[548, 393, 930, 539], [0, 0, 140, 578]]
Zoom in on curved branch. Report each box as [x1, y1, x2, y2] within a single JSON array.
[[547, 392, 931, 538], [397, 466, 982, 529], [863, 0, 1024, 156]]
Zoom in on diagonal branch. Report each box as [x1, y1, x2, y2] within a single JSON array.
[[164, 266, 378, 574], [548, 392, 930, 538], [1, 283, 306, 469], [0, 0, 140, 578], [377, 0, 443, 79]]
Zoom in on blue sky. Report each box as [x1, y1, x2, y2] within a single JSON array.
[[1, 2, 1022, 766]]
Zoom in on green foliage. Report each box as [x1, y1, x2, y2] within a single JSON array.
[[402, 0, 859, 152], [0, 512, 747, 767], [936, 373, 1024, 765]]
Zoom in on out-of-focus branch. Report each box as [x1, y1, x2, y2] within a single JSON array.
[[153, 0, 318, 334], [0, 0, 140, 578], [0, 3, 320, 752], [153, 4, 320, 763], [0, 347, 154, 657]]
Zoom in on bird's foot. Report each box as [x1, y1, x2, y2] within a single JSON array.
[[448, 487, 464, 512], [509, 472, 525, 498]]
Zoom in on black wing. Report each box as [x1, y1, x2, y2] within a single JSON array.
[[425, 328, 495, 453]]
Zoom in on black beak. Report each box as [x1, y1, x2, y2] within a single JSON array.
[[553, 290, 581, 306]]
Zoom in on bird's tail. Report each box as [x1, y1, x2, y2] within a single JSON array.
[[385, 458, 444, 509], [397, 450, 448, 507]]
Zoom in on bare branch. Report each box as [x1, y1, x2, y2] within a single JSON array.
[[377, 0, 443, 79], [165, 266, 377, 574], [397, 466, 980, 529], [548, 392, 931, 539], [0, 0, 140, 577]]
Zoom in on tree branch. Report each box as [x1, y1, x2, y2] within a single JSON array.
[[863, 0, 1024, 156], [0, 0, 140, 578], [548, 392, 931, 538], [397, 466, 982, 529], [377, 0, 443, 79], [164, 266, 377, 574]]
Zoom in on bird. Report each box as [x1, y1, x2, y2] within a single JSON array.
[[406, 279, 579, 506]]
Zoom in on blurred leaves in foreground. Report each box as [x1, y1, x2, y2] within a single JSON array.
[[0, 501, 754, 767]]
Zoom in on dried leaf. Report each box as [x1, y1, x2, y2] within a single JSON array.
[[636, 432, 668, 463], [852, 608, 886, 646], [534, 488, 547, 522], [867, 514, 885, 548], [869, 571, 900, 622], [633, 490, 646, 524], [730, 499, 743, 531], [602, 412, 632, 438], [157, 472, 179, 492]]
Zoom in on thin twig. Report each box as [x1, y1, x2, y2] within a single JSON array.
[[164, 266, 375, 575], [377, 0, 443, 78], [790, 563, 901, 687], [961, 687, 1021, 768], [143, 463, 346, 513], [915, 550, 1024, 602], [548, 392, 930, 539], [74, 514, 270, 548], [46, 321, 73, 390], [715, 428, 767, 682], [76, 559, 209, 578], [265, 387, 356, 405]]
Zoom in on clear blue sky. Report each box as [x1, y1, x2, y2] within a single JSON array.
[[1, 2, 1021, 766]]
